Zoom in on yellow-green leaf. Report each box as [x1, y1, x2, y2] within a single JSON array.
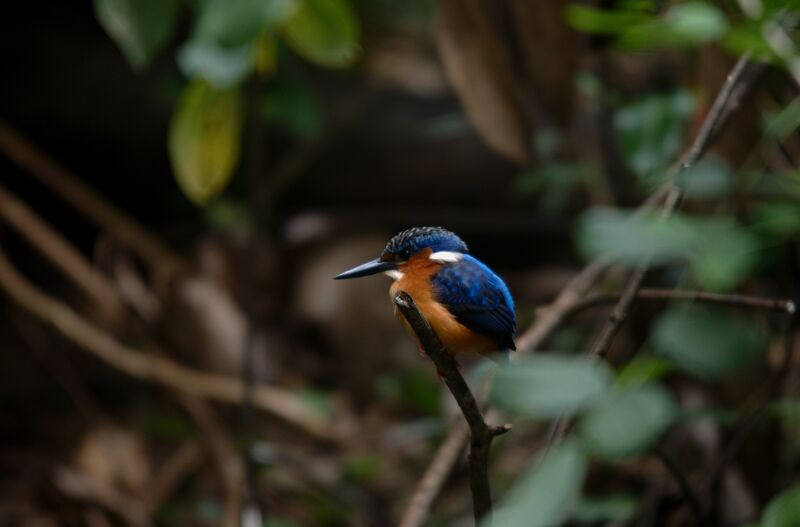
[[168, 80, 244, 205], [282, 0, 361, 68]]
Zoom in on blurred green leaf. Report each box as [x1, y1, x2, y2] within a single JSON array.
[[514, 163, 596, 216], [724, 20, 777, 62], [568, 2, 728, 50], [751, 202, 800, 239], [204, 198, 249, 231], [748, 171, 800, 200], [762, 0, 800, 13], [765, 98, 800, 143], [491, 354, 612, 418], [652, 305, 767, 379], [138, 413, 195, 441], [576, 208, 760, 290], [168, 80, 244, 205], [615, 354, 672, 388], [514, 163, 594, 195], [763, 485, 800, 527], [94, 0, 180, 70], [662, 2, 728, 42], [282, 0, 361, 68], [260, 81, 324, 140], [677, 157, 733, 199], [296, 388, 334, 416], [486, 440, 588, 527], [620, 2, 728, 49], [679, 405, 737, 425], [565, 5, 649, 35], [193, 0, 297, 48], [177, 39, 255, 88], [180, 0, 295, 86], [579, 384, 677, 459], [341, 453, 383, 483], [768, 399, 800, 424], [376, 366, 441, 415], [615, 91, 694, 178], [573, 494, 638, 523]]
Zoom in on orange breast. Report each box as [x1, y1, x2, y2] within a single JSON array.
[[389, 250, 496, 356]]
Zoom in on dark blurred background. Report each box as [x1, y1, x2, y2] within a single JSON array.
[[1, 1, 800, 526]]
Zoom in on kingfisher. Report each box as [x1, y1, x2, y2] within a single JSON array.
[[334, 227, 516, 360]]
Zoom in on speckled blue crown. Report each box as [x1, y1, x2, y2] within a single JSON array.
[[383, 227, 469, 258]]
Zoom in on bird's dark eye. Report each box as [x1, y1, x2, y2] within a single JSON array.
[[399, 249, 411, 260]]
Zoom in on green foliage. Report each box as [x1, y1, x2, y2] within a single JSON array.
[[282, 0, 361, 68], [376, 366, 442, 415], [341, 453, 384, 483], [751, 202, 800, 240], [514, 163, 597, 216], [576, 208, 760, 291], [94, 0, 181, 70], [168, 80, 244, 204], [95, 0, 361, 204], [178, 0, 296, 87], [138, 412, 195, 441], [567, 2, 728, 50], [578, 384, 677, 459], [764, 99, 800, 143], [676, 157, 733, 199], [615, 91, 694, 179], [486, 440, 588, 527], [573, 494, 638, 523], [614, 354, 672, 388], [260, 81, 325, 140], [652, 305, 767, 379], [762, 486, 800, 527], [192, 0, 296, 48], [178, 40, 256, 88], [491, 354, 612, 418], [620, 2, 728, 49]]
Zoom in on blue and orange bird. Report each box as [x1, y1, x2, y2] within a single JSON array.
[[335, 227, 516, 360]]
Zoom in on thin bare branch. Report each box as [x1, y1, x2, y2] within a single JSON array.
[[0, 121, 187, 282], [142, 439, 205, 515], [399, 421, 470, 527], [563, 288, 796, 320], [0, 249, 347, 443], [654, 445, 703, 523], [0, 183, 126, 324], [393, 292, 509, 523]]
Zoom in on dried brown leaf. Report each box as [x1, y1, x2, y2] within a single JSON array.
[[436, 0, 531, 164], [507, 0, 579, 126]]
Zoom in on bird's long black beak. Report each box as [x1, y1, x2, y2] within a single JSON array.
[[334, 258, 396, 280]]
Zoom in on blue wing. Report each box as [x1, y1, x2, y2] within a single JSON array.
[[431, 255, 516, 351]]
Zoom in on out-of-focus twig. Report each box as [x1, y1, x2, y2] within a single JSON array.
[[394, 292, 510, 523], [399, 419, 470, 527], [561, 288, 796, 320], [142, 439, 205, 515], [180, 396, 243, 527], [0, 121, 186, 283], [654, 445, 703, 524], [546, 53, 756, 451], [0, 183, 125, 325], [0, 249, 346, 443]]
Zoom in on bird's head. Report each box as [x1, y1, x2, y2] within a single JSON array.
[[334, 227, 468, 280]]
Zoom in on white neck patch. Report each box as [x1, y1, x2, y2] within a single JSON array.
[[385, 270, 404, 281], [429, 251, 464, 263]]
